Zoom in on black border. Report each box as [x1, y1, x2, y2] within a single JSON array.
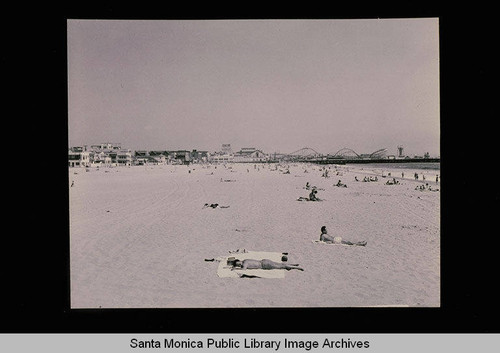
[[6, 5, 498, 334]]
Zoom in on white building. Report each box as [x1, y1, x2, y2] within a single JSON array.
[[209, 153, 234, 163], [116, 149, 133, 166], [68, 148, 91, 167], [233, 148, 269, 163]]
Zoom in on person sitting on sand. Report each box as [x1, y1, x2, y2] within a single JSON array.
[[319, 226, 366, 246], [305, 182, 310, 189], [386, 178, 399, 185], [228, 258, 304, 271], [354, 176, 359, 181], [297, 188, 320, 201], [203, 203, 230, 209], [336, 180, 347, 188]]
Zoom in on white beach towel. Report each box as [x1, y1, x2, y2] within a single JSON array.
[[216, 251, 286, 278]]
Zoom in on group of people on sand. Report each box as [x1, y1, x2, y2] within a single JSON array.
[[385, 178, 400, 185], [355, 176, 378, 182], [208, 165, 375, 273], [226, 225, 367, 272], [415, 183, 439, 192]]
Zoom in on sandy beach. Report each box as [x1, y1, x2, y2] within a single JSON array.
[[69, 162, 440, 308]]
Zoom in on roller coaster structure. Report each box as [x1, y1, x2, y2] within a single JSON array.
[[274, 147, 321, 161], [274, 147, 387, 162]]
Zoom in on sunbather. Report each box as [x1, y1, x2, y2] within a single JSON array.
[[203, 203, 230, 209], [229, 258, 304, 271], [319, 226, 366, 246]]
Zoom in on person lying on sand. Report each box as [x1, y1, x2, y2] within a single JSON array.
[[320, 226, 367, 246], [228, 258, 304, 271], [203, 203, 230, 209]]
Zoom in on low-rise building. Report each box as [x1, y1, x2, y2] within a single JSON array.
[[233, 147, 269, 163], [117, 149, 133, 166], [209, 153, 234, 164], [68, 148, 91, 167], [168, 150, 192, 165], [91, 151, 112, 167]]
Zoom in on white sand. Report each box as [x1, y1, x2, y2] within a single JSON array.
[[69, 162, 440, 308]]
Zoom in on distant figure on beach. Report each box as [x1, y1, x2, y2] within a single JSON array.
[[305, 182, 310, 189], [203, 203, 230, 209], [386, 178, 399, 185], [402, 172, 404, 178], [354, 176, 359, 181], [415, 183, 438, 192], [436, 175, 439, 183], [414, 173, 419, 180], [228, 258, 304, 271], [319, 226, 366, 246], [309, 189, 319, 201], [335, 180, 347, 188], [70, 181, 74, 187], [297, 188, 319, 201]]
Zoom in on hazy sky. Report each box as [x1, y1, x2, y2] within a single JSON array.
[[68, 19, 440, 157]]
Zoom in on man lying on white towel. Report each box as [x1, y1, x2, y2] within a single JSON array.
[[228, 258, 304, 271]]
